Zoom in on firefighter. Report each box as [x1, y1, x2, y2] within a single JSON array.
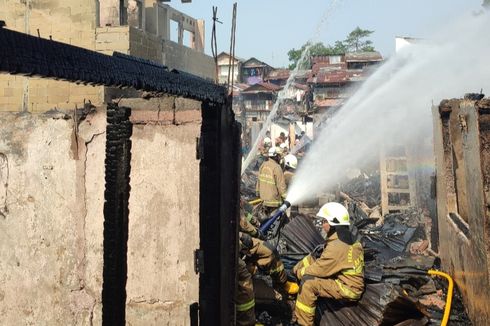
[[283, 154, 297, 188], [236, 258, 255, 326], [256, 147, 287, 216], [292, 202, 365, 326], [236, 206, 299, 325]]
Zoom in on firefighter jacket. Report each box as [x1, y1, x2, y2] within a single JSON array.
[[284, 170, 294, 188], [256, 159, 287, 208], [294, 232, 364, 300]]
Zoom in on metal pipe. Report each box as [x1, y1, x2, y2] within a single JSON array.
[[428, 269, 454, 326]]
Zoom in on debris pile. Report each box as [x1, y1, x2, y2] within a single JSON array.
[[253, 206, 471, 325]]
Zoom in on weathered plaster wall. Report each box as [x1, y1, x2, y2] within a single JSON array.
[[122, 97, 202, 324], [0, 99, 202, 324], [0, 110, 106, 324]]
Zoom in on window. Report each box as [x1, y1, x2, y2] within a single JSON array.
[[119, 0, 128, 25]]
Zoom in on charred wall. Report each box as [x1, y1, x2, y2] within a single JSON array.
[[433, 98, 490, 325], [198, 98, 241, 325]]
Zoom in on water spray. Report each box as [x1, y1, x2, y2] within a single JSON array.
[[286, 12, 490, 206], [240, 0, 344, 175]]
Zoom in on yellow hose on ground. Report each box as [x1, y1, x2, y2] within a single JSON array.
[[248, 198, 263, 205], [428, 269, 454, 326]]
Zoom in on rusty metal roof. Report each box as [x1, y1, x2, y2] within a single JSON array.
[[241, 82, 282, 94], [308, 69, 350, 84], [345, 51, 383, 62], [265, 69, 290, 80]]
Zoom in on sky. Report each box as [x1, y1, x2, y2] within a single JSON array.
[[170, 0, 485, 68]]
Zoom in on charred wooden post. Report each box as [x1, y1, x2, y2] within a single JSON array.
[[102, 103, 132, 326]]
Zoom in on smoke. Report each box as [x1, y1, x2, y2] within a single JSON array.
[[287, 12, 490, 205]]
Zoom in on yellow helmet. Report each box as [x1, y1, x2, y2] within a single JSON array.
[[317, 202, 350, 226]]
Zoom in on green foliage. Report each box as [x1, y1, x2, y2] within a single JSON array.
[[343, 27, 375, 52], [484, 0, 490, 8], [287, 27, 376, 69], [288, 42, 346, 70]]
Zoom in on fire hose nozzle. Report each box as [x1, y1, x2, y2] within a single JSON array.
[[278, 201, 291, 213]]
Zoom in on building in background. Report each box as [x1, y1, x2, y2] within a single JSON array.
[[308, 52, 382, 116], [241, 57, 274, 85], [0, 0, 213, 113], [217, 52, 244, 85]]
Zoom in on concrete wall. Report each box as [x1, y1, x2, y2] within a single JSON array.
[[0, 1, 212, 113], [0, 97, 202, 324], [124, 97, 201, 325], [0, 110, 106, 325], [94, 26, 214, 80], [433, 98, 490, 325], [0, 0, 103, 112]]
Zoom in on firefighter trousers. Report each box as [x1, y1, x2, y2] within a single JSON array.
[[247, 238, 287, 285], [294, 277, 344, 326], [236, 258, 255, 326]]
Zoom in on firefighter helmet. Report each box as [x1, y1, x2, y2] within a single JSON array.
[[317, 202, 350, 226], [284, 154, 298, 170]]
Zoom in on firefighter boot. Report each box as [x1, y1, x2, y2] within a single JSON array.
[[283, 281, 300, 295]]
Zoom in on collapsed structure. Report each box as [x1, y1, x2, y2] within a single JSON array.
[[432, 96, 490, 325]]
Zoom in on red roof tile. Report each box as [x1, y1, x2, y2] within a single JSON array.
[[242, 82, 282, 93]]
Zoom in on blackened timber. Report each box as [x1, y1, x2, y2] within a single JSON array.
[[0, 28, 226, 103], [199, 98, 241, 325], [102, 103, 132, 326]]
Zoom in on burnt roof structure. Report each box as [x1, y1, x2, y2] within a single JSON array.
[[0, 27, 226, 103]]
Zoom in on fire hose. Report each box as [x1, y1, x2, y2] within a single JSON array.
[[259, 201, 291, 234], [427, 269, 454, 326]]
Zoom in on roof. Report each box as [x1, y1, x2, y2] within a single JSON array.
[[345, 52, 383, 62], [241, 82, 282, 94], [266, 69, 290, 80], [217, 51, 245, 63], [312, 62, 347, 75], [314, 98, 343, 107], [311, 55, 345, 65], [0, 28, 227, 103], [293, 83, 309, 91], [231, 83, 250, 97], [242, 57, 274, 69], [308, 70, 350, 84]]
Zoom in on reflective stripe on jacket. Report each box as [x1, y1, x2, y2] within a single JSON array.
[[301, 233, 364, 300], [256, 159, 287, 207]]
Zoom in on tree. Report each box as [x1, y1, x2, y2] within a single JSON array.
[[287, 27, 376, 69], [287, 42, 345, 70], [484, 0, 490, 8], [343, 27, 375, 52]]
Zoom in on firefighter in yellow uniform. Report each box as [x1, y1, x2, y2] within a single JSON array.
[[293, 202, 364, 326], [283, 154, 298, 188], [236, 205, 299, 325], [256, 147, 287, 216], [237, 258, 255, 326]]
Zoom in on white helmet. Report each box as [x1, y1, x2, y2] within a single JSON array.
[[279, 142, 288, 150], [264, 137, 272, 145], [317, 202, 350, 226], [268, 146, 279, 157], [284, 154, 298, 169]]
